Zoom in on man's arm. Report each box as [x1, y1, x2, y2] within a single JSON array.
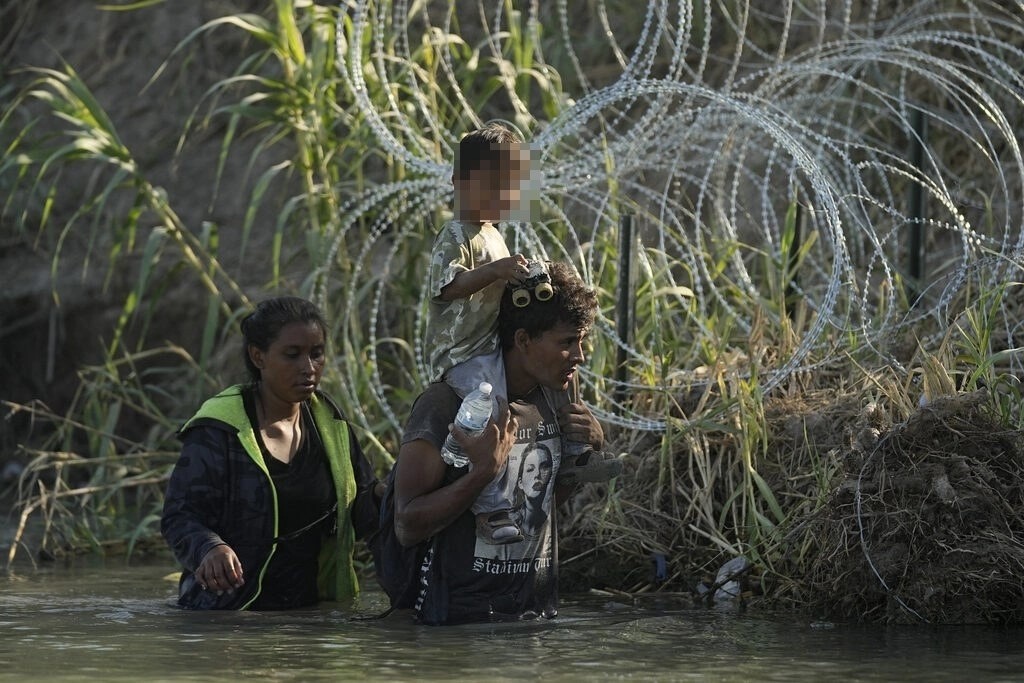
[[393, 397, 518, 546]]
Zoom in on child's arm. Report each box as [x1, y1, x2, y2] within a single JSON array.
[[439, 253, 528, 301]]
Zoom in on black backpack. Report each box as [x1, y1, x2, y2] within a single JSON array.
[[367, 467, 429, 610]]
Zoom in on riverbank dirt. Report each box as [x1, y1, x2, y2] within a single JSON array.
[[770, 389, 1024, 626], [559, 387, 1024, 625], [799, 390, 1024, 624]]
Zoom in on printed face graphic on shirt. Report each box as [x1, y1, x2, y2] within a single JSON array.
[[473, 428, 559, 563], [519, 443, 553, 503]]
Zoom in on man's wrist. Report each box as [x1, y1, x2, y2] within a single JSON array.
[[464, 458, 500, 486]]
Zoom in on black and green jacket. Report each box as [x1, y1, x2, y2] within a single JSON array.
[[161, 385, 379, 610]]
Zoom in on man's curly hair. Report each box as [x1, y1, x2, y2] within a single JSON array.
[[498, 261, 598, 350]]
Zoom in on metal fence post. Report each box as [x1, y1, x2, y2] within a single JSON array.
[[614, 213, 634, 408], [907, 107, 927, 304]]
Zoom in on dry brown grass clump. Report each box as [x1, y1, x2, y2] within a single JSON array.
[[560, 381, 1024, 625], [797, 390, 1024, 624]]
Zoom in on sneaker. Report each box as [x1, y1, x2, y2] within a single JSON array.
[[476, 510, 524, 545], [556, 449, 623, 487]]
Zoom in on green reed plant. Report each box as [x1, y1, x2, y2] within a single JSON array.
[[3, 343, 201, 565], [947, 278, 1024, 429], [0, 63, 249, 338], [167, 1, 357, 285], [564, 246, 817, 590]]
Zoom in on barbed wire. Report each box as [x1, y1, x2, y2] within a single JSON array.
[[331, 1, 1024, 433]]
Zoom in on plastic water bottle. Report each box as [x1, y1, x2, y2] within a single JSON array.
[[440, 382, 494, 467]]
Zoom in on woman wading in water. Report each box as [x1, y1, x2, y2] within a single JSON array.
[[161, 296, 381, 609]]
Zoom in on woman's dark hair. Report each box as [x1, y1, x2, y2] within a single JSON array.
[[240, 296, 327, 383], [498, 261, 598, 350]]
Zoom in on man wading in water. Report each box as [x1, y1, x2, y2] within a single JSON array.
[[393, 261, 613, 624]]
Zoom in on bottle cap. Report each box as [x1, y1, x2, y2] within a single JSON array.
[[478, 381, 492, 396]]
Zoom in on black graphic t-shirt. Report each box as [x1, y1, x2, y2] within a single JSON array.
[[401, 381, 562, 625]]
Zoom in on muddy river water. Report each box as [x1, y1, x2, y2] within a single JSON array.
[[1, 559, 1022, 681]]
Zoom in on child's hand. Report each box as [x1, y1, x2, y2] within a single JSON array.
[[491, 254, 530, 284]]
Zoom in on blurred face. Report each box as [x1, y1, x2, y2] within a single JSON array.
[[456, 146, 528, 221], [519, 321, 588, 392], [249, 320, 326, 405], [520, 445, 553, 499]]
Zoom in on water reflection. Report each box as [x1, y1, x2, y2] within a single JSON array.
[[1, 560, 1023, 681]]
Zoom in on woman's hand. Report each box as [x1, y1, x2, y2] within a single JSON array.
[[195, 544, 245, 595]]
